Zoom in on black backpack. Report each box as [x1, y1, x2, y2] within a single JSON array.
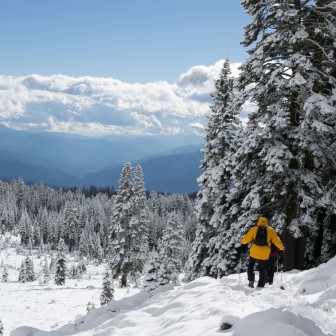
[[253, 226, 268, 246]]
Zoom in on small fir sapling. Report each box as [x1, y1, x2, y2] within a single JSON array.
[[0, 319, 4, 336], [25, 256, 36, 282], [1, 266, 8, 282], [54, 239, 67, 285], [142, 251, 159, 292], [86, 301, 95, 314], [18, 260, 27, 283], [100, 269, 114, 305]]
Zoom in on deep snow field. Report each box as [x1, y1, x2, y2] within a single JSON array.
[[1, 234, 336, 336]]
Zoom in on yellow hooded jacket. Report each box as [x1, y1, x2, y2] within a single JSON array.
[[241, 217, 284, 260]]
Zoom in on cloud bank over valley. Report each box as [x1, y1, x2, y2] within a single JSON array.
[[0, 61, 242, 137]]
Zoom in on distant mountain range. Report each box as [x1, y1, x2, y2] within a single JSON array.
[[0, 125, 204, 193]]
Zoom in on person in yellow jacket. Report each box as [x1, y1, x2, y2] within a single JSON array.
[[241, 216, 284, 288]]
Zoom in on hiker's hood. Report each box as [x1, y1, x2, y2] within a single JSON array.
[[257, 217, 268, 227]]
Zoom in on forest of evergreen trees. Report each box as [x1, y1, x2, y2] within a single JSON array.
[[0, 163, 197, 288], [1, 1, 335, 296]]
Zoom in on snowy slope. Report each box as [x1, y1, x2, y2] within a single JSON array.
[[4, 256, 336, 336]]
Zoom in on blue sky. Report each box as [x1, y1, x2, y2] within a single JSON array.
[[0, 1, 250, 137], [0, 0, 249, 83]]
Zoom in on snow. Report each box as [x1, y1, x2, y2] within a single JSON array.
[[1, 246, 336, 336]]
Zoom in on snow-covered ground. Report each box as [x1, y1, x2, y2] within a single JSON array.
[[1, 240, 336, 336]]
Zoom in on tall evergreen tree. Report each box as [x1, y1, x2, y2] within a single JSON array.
[[306, 0, 336, 265], [92, 233, 104, 263], [129, 164, 149, 281], [216, 0, 336, 273], [38, 207, 49, 244], [62, 202, 80, 252], [79, 222, 92, 258], [108, 162, 134, 287], [187, 1, 336, 278], [108, 163, 150, 286], [18, 207, 33, 246], [186, 59, 241, 280], [15, 177, 26, 215]]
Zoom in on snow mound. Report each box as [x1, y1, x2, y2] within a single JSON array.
[[11, 284, 174, 336], [226, 308, 326, 336], [293, 257, 336, 295]]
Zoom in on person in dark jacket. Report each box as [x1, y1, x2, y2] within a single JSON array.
[[241, 216, 284, 288], [266, 243, 284, 285]]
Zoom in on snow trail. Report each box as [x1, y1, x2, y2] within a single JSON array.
[[10, 267, 336, 336]]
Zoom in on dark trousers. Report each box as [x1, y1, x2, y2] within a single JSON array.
[[266, 256, 278, 284], [247, 257, 269, 287]]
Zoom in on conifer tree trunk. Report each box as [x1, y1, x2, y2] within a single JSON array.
[[284, 233, 306, 271], [283, 231, 296, 272], [121, 274, 127, 287], [295, 236, 306, 270]]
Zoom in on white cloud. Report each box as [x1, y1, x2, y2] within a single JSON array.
[[176, 60, 241, 94], [189, 121, 206, 137], [130, 112, 162, 130], [0, 60, 246, 136]]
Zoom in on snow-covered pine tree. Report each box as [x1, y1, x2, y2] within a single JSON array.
[[1, 266, 8, 282], [54, 238, 67, 285], [305, 0, 336, 266], [86, 301, 95, 314], [68, 264, 78, 279], [0, 201, 15, 233], [15, 177, 26, 215], [129, 164, 149, 282], [46, 212, 59, 250], [147, 208, 166, 251], [79, 220, 94, 258], [25, 256, 36, 282], [18, 207, 33, 246], [108, 162, 134, 287], [216, 0, 336, 272], [159, 213, 185, 284], [79, 231, 88, 258], [185, 59, 241, 280], [62, 202, 80, 252], [100, 269, 114, 305], [157, 256, 169, 286], [18, 260, 27, 283], [92, 233, 104, 263], [38, 206, 49, 244], [42, 257, 51, 283], [49, 254, 56, 274], [142, 250, 159, 292], [78, 259, 87, 276]]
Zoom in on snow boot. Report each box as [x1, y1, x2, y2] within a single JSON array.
[[248, 281, 254, 288]]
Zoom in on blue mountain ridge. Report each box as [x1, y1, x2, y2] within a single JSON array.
[[0, 126, 203, 193]]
